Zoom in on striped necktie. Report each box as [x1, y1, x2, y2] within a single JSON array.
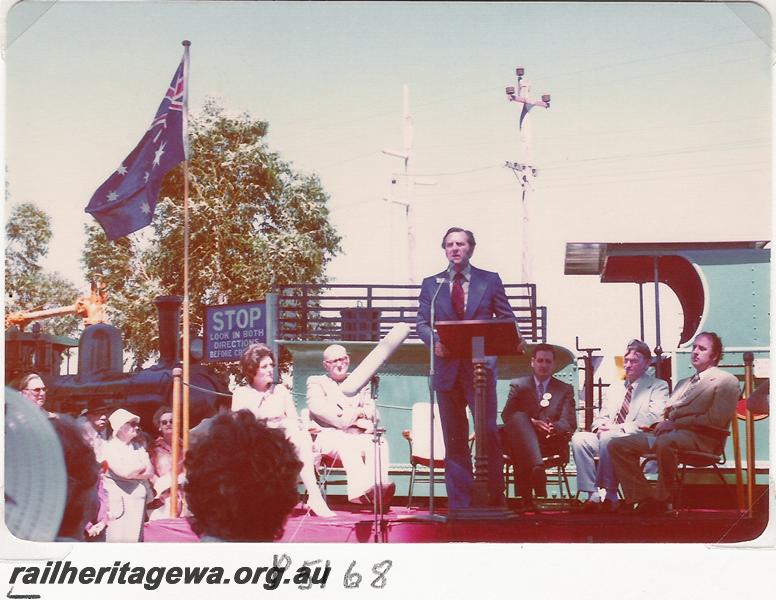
[[614, 383, 633, 424]]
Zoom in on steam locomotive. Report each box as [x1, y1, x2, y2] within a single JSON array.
[[5, 295, 230, 428]]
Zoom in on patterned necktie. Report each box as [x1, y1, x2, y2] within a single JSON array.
[[452, 272, 465, 320], [675, 373, 701, 405], [615, 383, 634, 424], [536, 381, 545, 401]]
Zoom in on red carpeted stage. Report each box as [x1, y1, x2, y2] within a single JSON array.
[[144, 490, 769, 544]]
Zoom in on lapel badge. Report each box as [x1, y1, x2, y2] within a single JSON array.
[[540, 392, 552, 407]]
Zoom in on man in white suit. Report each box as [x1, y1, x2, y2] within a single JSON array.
[[571, 339, 669, 512], [306, 344, 394, 507], [610, 332, 741, 515]]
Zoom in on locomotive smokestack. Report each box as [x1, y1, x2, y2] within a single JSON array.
[[154, 295, 182, 367]]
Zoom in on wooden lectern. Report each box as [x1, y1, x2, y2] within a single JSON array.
[[436, 318, 522, 519]]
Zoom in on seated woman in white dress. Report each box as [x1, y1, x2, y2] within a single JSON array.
[[231, 343, 335, 518]]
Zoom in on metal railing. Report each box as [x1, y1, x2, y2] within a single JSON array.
[[274, 283, 547, 342]]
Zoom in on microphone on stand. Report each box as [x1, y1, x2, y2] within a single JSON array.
[[426, 268, 449, 518], [370, 375, 380, 400], [431, 261, 451, 311], [431, 276, 446, 307]]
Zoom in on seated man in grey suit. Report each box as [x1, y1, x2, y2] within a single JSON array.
[[571, 339, 669, 512], [609, 331, 741, 515], [306, 344, 394, 508], [501, 343, 576, 509]]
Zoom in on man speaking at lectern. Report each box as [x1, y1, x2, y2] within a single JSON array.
[[416, 227, 515, 509]]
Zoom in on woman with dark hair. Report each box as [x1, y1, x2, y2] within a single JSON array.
[[186, 411, 302, 541], [148, 406, 184, 520], [232, 344, 335, 518]]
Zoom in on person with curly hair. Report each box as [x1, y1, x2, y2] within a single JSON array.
[[185, 411, 303, 542], [231, 344, 335, 518]]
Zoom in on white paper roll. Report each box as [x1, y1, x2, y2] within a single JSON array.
[[339, 322, 411, 396]]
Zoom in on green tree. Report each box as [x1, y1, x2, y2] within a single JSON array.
[[81, 224, 163, 368], [82, 99, 341, 369], [5, 203, 81, 337]]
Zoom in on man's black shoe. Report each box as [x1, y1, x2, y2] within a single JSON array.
[[519, 497, 541, 514], [490, 493, 507, 508], [599, 499, 619, 514], [530, 466, 547, 498], [633, 497, 670, 516]]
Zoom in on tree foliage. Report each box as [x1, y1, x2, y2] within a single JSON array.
[[82, 99, 341, 369], [81, 224, 163, 368], [5, 203, 81, 337]]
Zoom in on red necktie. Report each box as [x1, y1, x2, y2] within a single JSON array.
[[452, 272, 465, 320], [614, 384, 633, 424]]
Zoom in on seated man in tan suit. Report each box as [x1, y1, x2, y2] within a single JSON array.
[[609, 332, 740, 515], [306, 344, 394, 508]]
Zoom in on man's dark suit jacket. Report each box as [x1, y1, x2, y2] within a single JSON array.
[[502, 375, 576, 434], [416, 265, 515, 390]]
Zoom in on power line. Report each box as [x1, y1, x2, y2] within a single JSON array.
[[391, 164, 500, 178], [541, 138, 769, 168]]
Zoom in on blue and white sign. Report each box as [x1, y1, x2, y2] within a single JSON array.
[[204, 301, 267, 362]]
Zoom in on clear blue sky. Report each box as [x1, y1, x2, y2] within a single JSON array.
[[5, 1, 772, 359]]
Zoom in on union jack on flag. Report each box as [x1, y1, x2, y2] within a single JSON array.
[[85, 50, 189, 240]]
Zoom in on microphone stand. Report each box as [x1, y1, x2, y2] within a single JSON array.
[[369, 375, 387, 542], [427, 276, 447, 517], [394, 275, 448, 526]]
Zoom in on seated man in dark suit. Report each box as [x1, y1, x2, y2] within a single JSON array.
[[501, 343, 576, 509], [609, 331, 741, 515]]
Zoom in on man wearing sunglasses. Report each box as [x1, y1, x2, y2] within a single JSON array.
[[10, 373, 47, 409], [306, 344, 394, 508]]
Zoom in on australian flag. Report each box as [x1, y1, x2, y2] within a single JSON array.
[[85, 53, 188, 240]]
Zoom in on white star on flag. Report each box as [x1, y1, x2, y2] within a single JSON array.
[[153, 141, 167, 167], [117, 164, 128, 175], [140, 201, 151, 215], [107, 191, 119, 202]]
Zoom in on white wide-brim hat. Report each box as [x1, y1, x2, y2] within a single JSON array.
[[108, 408, 140, 432], [4, 389, 67, 541]]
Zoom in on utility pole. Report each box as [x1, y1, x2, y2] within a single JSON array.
[[382, 85, 414, 283], [382, 84, 435, 284], [505, 66, 550, 283]]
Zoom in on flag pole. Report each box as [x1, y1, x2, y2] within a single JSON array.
[[167, 41, 191, 518], [181, 39, 192, 461]]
